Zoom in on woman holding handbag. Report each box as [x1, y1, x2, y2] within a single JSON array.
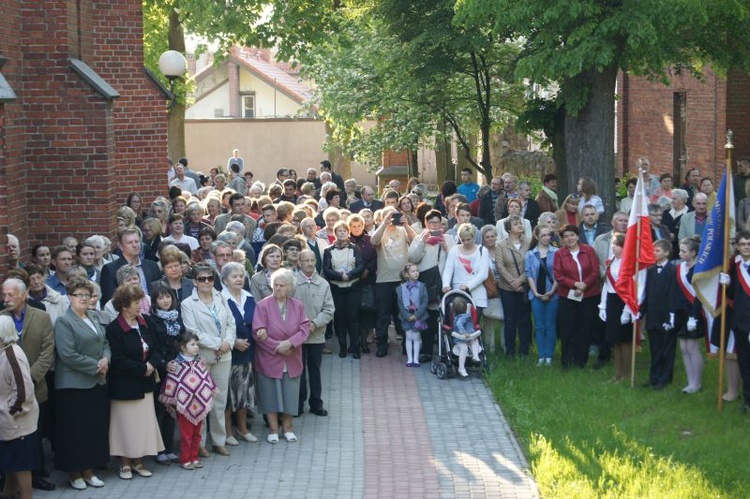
[[495, 215, 532, 357], [480, 225, 504, 354], [525, 225, 559, 365]]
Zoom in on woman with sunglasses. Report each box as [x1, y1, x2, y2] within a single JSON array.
[[181, 263, 236, 457], [555, 194, 582, 228]]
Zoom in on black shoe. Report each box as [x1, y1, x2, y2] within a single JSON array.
[[339, 352, 347, 358], [376, 350, 388, 358], [740, 404, 750, 414], [310, 408, 328, 417], [32, 476, 56, 491], [419, 354, 431, 363], [592, 360, 607, 370], [653, 383, 667, 391], [353, 353, 361, 359], [361, 346, 371, 354]]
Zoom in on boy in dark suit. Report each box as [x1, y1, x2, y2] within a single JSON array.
[[641, 239, 677, 389]]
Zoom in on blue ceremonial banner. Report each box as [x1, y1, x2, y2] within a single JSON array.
[[693, 170, 735, 317]]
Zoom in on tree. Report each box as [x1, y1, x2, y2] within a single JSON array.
[[297, 0, 524, 180], [143, 0, 269, 159], [455, 0, 750, 208]]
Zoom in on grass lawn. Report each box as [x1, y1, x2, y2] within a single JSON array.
[[487, 346, 750, 497]]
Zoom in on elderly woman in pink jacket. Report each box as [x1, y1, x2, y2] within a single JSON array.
[[252, 268, 310, 445]]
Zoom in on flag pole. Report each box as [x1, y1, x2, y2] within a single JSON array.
[[630, 170, 643, 389], [717, 130, 734, 412]]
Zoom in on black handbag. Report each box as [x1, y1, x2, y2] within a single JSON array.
[[360, 284, 376, 311], [418, 245, 442, 303]]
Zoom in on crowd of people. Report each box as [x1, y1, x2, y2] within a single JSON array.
[[2, 152, 750, 496]]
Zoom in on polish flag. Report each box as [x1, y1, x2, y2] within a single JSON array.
[[615, 171, 656, 314]]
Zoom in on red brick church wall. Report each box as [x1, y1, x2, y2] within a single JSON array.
[[0, 0, 167, 273], [617, 67, 749, 184]]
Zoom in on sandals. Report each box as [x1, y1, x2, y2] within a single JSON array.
[[267, 433, 279, 444], [119, 466, 132, 480], [283, 431, 298, 443], [132, 464, 153, 477]]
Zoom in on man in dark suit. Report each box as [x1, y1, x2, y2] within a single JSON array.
[[727, 230, 750, 413], [518, 180, 541, 229], [100, 228, 162, 306], [579, 204, 611, 246], [1, 278, 56, 490], [479, 177, 504, 225], [349, 186, 384, 214], [648, 203, 673, 246], [320, 160, 345, 192]]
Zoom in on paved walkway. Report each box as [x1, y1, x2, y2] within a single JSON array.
[[38, 338, 537, 499]]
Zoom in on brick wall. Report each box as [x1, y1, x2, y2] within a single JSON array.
[[617, 67, 747, 183], [0, 0, 167, 273], [0, 0, 25, 275], [726, 70, 750, 163]]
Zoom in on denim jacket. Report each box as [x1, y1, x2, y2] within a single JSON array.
[[524, 246, 559, 302]]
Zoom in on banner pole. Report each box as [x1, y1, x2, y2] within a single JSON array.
[[631, 171, 643, 389], [718, 130, 734, 412]]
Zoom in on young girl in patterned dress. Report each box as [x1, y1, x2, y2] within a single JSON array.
[[159, 332, 217, 470]]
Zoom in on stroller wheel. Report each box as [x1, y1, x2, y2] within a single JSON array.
[[430, 357, 438, 375], [436, 362, 448, 380]]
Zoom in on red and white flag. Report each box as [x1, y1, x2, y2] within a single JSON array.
[[615, 171, 656, 313]]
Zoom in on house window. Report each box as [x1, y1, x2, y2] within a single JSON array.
[[241, 94, 255, 118]]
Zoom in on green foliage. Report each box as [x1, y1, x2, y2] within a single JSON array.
[[486, 352, 750, 497], [299, 0, 525, 176]]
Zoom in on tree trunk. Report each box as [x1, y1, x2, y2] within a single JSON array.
[[479, 122, 491, 180], [326, 121, 352, 180], [457, 133, 477, 180], [551, 105, 567, 198], [167, 9, 186, 162], [435, 120, 451, 185], [408, 149, 418, 179], [563, 64, 618, 217]]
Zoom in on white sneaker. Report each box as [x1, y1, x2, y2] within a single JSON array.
[[545, 358, 552, 366], [458, 368, 469, 378], [225, 436, 239, 446], [536, 359, 545, 366]]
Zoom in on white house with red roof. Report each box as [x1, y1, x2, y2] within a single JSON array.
[[186, 46, 314, 119]]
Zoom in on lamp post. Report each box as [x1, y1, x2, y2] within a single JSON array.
[[158, 50, 187, 110]]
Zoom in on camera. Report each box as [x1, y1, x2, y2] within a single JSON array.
[[391, 213, 402, 226]]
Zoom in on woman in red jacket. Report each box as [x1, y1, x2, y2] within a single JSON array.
[[553, 225, 601, 369]]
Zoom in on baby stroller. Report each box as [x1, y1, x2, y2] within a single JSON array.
[[430, 289, 488, 380]]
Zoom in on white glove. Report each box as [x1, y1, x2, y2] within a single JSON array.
[[662, 313, 674, 331], [687, 317, 697, 332], [620, 308, 632, 325], [598, 308, 607, 322], [719, 272, 731, 286], [631, 311, 641, 322]]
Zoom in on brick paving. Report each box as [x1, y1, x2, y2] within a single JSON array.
[[36, 337, 536, 498]]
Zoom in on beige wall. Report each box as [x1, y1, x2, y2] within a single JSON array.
[[184, 119, 377, 186], [186, 81, 230, 119], [239, 71, 301, 118]]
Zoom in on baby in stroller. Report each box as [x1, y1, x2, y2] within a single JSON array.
[[451, 297, 483, 378]]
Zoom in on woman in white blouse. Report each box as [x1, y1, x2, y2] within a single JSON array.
[[597, 233, 634, 382], [441, 223, 490, 312]]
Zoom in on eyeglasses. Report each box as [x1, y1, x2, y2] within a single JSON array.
[[195, 275, 215, 283], [70, 294, 92, 300]]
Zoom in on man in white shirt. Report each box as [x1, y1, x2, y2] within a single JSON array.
[[169, 165, 197, 195]]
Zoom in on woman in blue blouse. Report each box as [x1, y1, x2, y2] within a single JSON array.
[[221, 262, 258, 443], [525, 225, 559, 366]]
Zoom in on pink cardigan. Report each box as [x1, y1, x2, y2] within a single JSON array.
[[251, 296, 311, 378]]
